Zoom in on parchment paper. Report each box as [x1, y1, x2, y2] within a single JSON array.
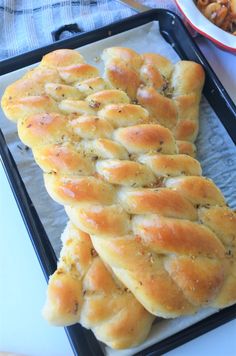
[[0, 21, 235, 356]]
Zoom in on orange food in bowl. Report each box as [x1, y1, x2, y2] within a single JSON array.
[[196, 0, 236, 35]]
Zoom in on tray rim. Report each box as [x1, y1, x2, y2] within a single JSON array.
[[0, 8, 236, 356]]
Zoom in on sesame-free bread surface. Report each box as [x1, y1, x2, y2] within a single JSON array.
[[102, 47, 205, 149], [2, 49, 235, 321], [43, 222, 154, 349]]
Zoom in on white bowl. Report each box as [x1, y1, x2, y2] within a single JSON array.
[[175, 0, 236, 53]]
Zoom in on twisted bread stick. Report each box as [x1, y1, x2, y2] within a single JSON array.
[[102, 47, 205, 155], [43, 222, 154, 349], [2, 49, 235, 321], [1, 49, 161, 348]]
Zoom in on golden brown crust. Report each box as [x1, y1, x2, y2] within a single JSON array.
[[5, 95, 59, 122], [199, 206, 236, 247], [40, 48, 85, 68], [99, 103, 149, 128], [165, 256, 225, 306], [139, 154, 202, 177], [165, 176, 226, 206], [34, 142, 93, 175], [199, 206, 236, 307], [171, 61, 205, 97], [140, 63, 165, 90], [133, 215, 225, 258], [44, 175, 115, 206], [91, 236, 196, 317], [2, 48, 235, 327], [86, 89, 130, 108], [87, 138, 129, 159], [18, 112, 68, 148], [45, 83, 84, 101], [176, 140, 197, 157], [66, 205, 130, 237], [1, 67, 60, 121], [102, 47, 143, 72], [118, 188, 198, 220], [69, 115, 113, 139], [58, 99, 96, 115], [114, 124, 177, 154], [43, 222, 154, 349], [137, 86, 178, 129], [96, 159, 156, 187], [141, 53, 174, 79], [58, 64, 99, 83], [104, 58, 141, 99], [102, 47, 205, 149], [174, 119, 199, 142], [174, 94, 200, 122]]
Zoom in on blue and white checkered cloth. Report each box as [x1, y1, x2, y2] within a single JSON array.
[[0, 0, 178, 60]]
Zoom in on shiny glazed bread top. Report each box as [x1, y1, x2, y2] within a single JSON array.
[[1, 49, 235, 320], [43, 221, 154, 349], [102, 47, 205, 144]]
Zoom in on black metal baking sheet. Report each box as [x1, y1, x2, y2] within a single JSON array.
[[0, 9, 235, 356]]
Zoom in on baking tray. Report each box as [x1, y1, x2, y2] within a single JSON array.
[[0, 9, 236, 356]]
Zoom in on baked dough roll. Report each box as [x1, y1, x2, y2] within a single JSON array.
[[1, 49, 108, 122], [43, 222, 154, 349], [2, 49, 235, 322], [16, 105, 236, 318], [102, 47, 205, 153]]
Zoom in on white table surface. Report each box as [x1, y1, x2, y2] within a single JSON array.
[[0, 35, 236, 356]]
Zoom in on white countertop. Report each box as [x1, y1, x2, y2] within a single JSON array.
[[0, 35, 236, 356]]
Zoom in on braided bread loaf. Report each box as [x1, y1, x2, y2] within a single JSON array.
[[1, 49, 235, 321], [43, 221, 154, 349], [102, 47, 205, 156]]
